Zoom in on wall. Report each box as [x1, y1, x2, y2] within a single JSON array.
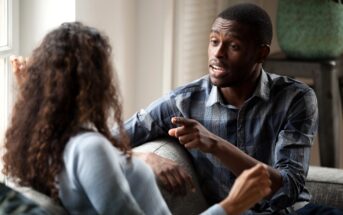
[[19, 0, 75, 56], [18, 0, 281, 119], [75, 0, 137, 118], [135, 0, 168, 113]]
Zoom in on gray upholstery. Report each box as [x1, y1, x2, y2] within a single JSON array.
[[134, 139, 343, 213], [133, 138, 208, 215], [9, 185, 67, 215], [306, 166, 343, 210]]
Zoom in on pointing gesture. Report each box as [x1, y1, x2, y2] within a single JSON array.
[[168, 117, 221, 153]]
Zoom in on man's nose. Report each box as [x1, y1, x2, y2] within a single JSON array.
[[214, 44, 225, 58]]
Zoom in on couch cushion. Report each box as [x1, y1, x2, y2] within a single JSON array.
[[6, 182, 67, 215], [133, 138, 209, 215], [0, 182, 50, 214], [306, 166, 343, 210]]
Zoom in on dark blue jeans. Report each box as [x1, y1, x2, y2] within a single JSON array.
[[296, 203, 343, 215]]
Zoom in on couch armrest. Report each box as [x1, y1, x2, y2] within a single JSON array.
[[6, 182, 67, 215], [133, 138, 209, 215], [306, 166, 343, 210], [134, 138, 343, 213]]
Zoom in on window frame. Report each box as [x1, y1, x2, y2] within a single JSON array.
[[0, 0, 18, 149]]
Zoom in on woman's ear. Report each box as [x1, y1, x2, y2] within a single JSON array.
[[257, 44, 270, 63]]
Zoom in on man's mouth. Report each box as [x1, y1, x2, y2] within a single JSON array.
[[210, 64, 227, 78]]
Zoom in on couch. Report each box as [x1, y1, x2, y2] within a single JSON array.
[[134, 138, 343, 214], [9, 138, 343, 214]]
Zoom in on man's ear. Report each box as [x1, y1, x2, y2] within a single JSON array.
[[257, 45, 270, 63]]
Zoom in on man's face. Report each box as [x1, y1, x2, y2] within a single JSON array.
[[208, 18, 259, 87]]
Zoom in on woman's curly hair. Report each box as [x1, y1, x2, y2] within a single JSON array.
[[3, 22, 130, 200]]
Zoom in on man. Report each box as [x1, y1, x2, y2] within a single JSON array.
[[125, 3, 341, 214]]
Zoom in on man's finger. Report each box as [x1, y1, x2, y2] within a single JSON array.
[[168, 126, 195, 138], [158, 175, 171, 192], [180, 170, 196, 193], [172, 170, 187, 196], [171, 117, 194, 126], [168, 128, 177, 137]]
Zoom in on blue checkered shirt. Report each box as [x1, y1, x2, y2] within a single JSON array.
[[124, 70, 318, 212]]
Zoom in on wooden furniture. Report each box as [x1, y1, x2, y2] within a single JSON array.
[[264, 53, 343, 168]]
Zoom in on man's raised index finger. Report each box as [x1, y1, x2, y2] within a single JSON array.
[[171, 117, 193, 126]]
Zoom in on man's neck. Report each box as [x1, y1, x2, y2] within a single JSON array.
[[219, 68, 262, 108]]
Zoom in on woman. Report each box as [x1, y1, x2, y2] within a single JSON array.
[[4, 22, 271, 215]]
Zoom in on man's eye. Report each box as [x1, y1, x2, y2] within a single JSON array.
[[230, 44, 239, 50]]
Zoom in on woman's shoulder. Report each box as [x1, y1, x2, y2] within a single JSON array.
[[64, 131, 121, 160], [68, 131, 108, 144], [63, 132, 153, 180]]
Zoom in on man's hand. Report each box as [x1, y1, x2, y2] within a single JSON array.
[[10, 55, 29, 86], [169, 117, 282, 199], [220, 164, 272, 215], [168, 117, 220, 153], [135, 152, 195, 196]]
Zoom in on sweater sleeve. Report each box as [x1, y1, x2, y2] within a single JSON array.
[[67, 133, 145, 215], [201, 204, 227, 215]]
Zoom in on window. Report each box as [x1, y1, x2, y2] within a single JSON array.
[[0, 0, 8, 48], [0, 0, 10, 144], [0, 0, 18, 178]]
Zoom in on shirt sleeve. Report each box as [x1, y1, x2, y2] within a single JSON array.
[[270, 88, 318, 210], [200, 204, 227, 215], [122, 93, 180, 147], [69, 133, 156, 215]]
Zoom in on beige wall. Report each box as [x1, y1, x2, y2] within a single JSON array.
[[75, 0, 137, 118], [18, 0, 281, 118], [19, 0, 75, 56]]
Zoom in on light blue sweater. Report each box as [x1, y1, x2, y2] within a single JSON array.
[[58, 132, 226, 215]]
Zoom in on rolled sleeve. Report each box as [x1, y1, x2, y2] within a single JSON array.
[[270, 89, 318, 210], [270, 167, 304, 209]]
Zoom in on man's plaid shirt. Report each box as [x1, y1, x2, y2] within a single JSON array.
[[124, 70, 318, 212]]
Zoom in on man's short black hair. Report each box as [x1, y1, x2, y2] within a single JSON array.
[[217, 3, 272, 45]]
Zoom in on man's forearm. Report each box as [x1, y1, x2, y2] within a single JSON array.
[[210, 138, 282, 195]]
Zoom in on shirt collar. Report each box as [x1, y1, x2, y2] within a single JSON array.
[[206, 84, 222, 107], [205, 69, 270, 107], [252, 69, 270, 101]]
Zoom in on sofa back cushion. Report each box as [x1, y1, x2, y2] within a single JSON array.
[[306, 166, 343, 210]]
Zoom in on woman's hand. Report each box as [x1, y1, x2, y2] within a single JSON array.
[[220, 164, 272, 215], [10, 55, 29, 86]]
